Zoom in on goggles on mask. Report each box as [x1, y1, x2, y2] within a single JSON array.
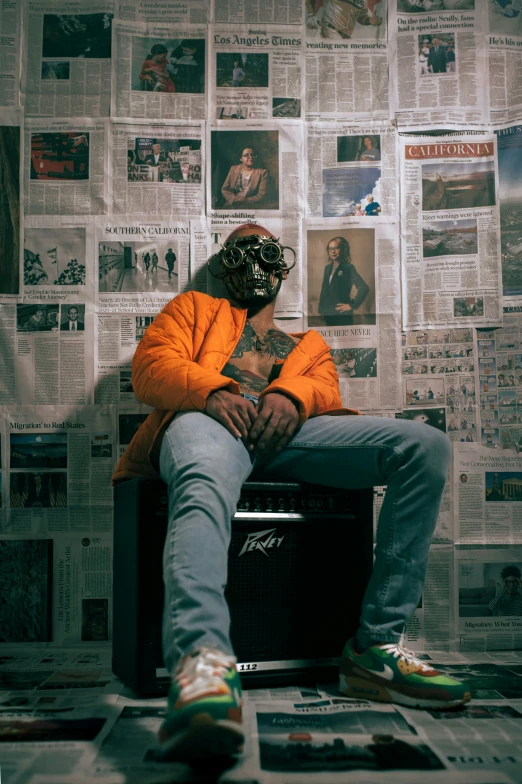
[[208, 234, 296, 281]]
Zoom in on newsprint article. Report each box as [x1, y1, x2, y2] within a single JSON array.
[[210, 25, 303, 122], [0, 0, 20, 107], [399, 133, 503, 330]]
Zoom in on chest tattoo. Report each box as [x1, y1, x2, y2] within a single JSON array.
[[232, 321, 297, 360]]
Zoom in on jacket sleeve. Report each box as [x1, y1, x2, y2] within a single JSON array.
[[241, 169, 269, 205], [349, 267, 370, 310], [132, 293, 237, 412], [221, 167, 238, 205], [257, 350, 343, 426]]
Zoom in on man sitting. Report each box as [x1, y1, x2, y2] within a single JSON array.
[[113, 224, 469, 764]]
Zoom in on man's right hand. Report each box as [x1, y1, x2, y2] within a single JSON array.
[[205, 389, 257, 448]]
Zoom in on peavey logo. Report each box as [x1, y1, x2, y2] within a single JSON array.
[[238, 528, 285, 557]]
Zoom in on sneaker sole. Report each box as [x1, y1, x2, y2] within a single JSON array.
[[339, 674, 471, 711], [159, 713, 244, 763]]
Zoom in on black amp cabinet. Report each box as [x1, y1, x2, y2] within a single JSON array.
[[113, 478, 373, 696]]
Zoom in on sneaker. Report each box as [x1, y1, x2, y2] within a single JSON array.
[[158, 646, 244, 763], [339, 638, 471, 710]]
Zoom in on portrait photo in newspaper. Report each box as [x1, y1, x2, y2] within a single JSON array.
[[16, 303, 59, 332], [215, 52, 268, 88], [132, 37, 205, 94], [459, 560, 522, 618]]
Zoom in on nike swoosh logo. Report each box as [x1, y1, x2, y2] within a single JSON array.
[[363, 663, 394, 681]]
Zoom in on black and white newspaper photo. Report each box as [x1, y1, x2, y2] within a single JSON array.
[[117, 404, 152, 459], [111, 21, 206, 120], [0, 0, 21, 107], [24, 118, 108, 215], [95, 216, 190, 313], [115, 0, 209, 24], [389, 1, 487, 130], [488, 1, 522, 127], [23, 216, 95, 307], [496, 123, 522, 307], [304, 219, 402, 411], [305, 0, 388, 122], [0, 110, 22, 301], [307, 123, 397, 219], [208, 122, 303, 220], [399, 132, 503, 329], [213, 0, 302, 25], [110, 122, 204, 216], [23, 1, 113, 118], [210, 26, 302, 121]]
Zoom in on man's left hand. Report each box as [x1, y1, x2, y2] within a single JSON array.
[[248, 392, 300, 453], [335, 303, 352, 312]]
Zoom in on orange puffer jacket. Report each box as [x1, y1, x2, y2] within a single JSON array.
[[112, 291, 360, 484]]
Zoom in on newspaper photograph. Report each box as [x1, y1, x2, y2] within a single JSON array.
[[117, 406, 152, 459], [111, 20, 206, 120], [94, 313, 157, 404], [305, 0, 388, 122], [208, 122, 303, 221], [213, 0, 302, 25], [23, 1, 113, 117], [455, 442, 522, 545], [389, 1, 487, 130], [115, 0, 208, 24], [210, 25, 302, 121], [0, 0, 21, 107], [304, 220, 402, 411], [496, 123, 522, 306], [399, 133, 503, 329], [110, 122, 204, 216], [4, 406, 115, 538], [24, 119, 108, 216], [0, 110, 22, 300], [488, 2, 522, 126], [96, 216, 190, 313], [307, 123, 397, 219], [209, 216, 302, 316]]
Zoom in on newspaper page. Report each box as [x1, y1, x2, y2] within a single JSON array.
[[389, 1, 487, 130], [210, 25, 303, 122], [95, 312, 157, 404], [305, 0, 388, 122], [405, 546, 454, 652], [488, 4, 522, 127], [0, 0, 21, 107], [189, 217, 209, 293], [23, 1, 113, 117], [304, 219, 401, 411], [0, 110, 22, 300], [496, 124, 522, 306], [307, 123, 397, 219], [24, 118, 108, 215], [213, 0, 302, 25], [96, 216, 189, 313], [117, 405, 152, 459], [110, 122, 204, 216], [111, 21, 206, 120], [115, 0, 208, 24], [399, 132, 503, 330]]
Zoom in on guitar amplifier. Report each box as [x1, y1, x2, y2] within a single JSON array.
[[113, 478, 373, 696]]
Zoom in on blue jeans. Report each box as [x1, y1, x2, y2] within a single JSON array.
[[159, 412, 451, 673]]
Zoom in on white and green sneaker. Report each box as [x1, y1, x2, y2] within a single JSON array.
[[340, 638, 471, 710]]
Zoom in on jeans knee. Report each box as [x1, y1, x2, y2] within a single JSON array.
[[407, 423, 451, 484]]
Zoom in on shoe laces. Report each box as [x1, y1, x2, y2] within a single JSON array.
[[174, 647, 237, 700], [378, 641, 435, 673]]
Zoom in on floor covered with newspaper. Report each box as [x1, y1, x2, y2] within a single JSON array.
[[1, 648, 522, 784]]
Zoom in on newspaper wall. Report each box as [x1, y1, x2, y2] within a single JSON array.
[[389, 2, 486, 130], [307, 122, 397, 219], [210, 25, 302, 121], [24, 118, 108, 216], [405, 545, 454, 652], [95, 216, 190, 313], [0, 0, 21, 107], [0, 110, 23, 301], [110, 121, 204, 216], [111, 21, 206, 120], [305, 1, 388, 122], [213, 0, 302, 25], [115, 0, 209, 23], [304, 219, 401, 411], [496, 123, 522, 306], [24, 1, 114, 118], [95, 312, 156, 403], [399, 133, 503, 330], [488, 5, 522, 127]]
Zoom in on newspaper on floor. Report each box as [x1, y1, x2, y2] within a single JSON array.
[[210, 25, 303, 122], [209, 219, 302, 318], [115, 0, 209, 24], [23, 1, 113, 117], [0, 109, 22, 300], [496, 123, 522, 307], [307, 123, 398, 220], [399, 132, 503, 330], [305, 0, 388, 123], [389, 1, 487, 130], [0, 647, 112, 671], [95, 216, 190, 314], [213, 0, 302, 25], [455, 442, 522, 546], [24, 118, 108, 215], [110, 122, 204, 217], [304, 219, 401, 411], [488, 3, 522, 127], [111, 21, 206, 121], [0, 0, 21, 107], [0, 300, 94, 406]]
